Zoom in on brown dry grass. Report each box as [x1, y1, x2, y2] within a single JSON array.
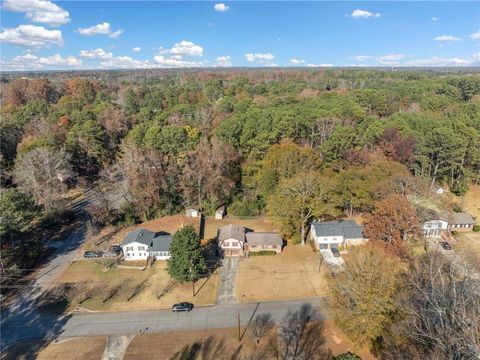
[[203, 216, 279, 241], [56, 261, 218, 311], [453, 231, 480, 271], [1, 337, 106, 360], [236, 244, 327, 302], [123, 321, 375, 360], [83, 215, 201, 251], [461, 184, 480, 219]]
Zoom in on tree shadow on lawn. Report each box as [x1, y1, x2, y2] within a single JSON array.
[[1, 288, 73, 360]]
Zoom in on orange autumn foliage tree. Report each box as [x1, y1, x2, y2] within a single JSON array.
[[364, 194, 420, 256]]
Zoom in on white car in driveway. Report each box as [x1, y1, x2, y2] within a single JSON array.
[[320, 249, 344, 267]]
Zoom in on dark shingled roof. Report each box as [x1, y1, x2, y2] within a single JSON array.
[[218, 224, 245, 243], [246, 232, 283, 246], [148, 235, 173, 253], [122, 229, 156, 246], [438, 212, 475, 225], [311, 220, 364, 239], [122, 229, 172, 252]]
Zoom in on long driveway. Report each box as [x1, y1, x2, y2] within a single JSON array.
[[2, 298, 324, 347]]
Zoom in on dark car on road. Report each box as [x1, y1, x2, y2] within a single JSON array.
[[330, 247, 341, 257], [172, 302, 194, 313], [439, 241, 452, 250], [84, 251, 103, 258]]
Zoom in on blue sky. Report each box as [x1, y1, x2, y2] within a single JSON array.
[[1, 1, 479, 70]]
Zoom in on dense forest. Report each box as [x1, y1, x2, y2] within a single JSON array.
[[1, 68, 480, 269]]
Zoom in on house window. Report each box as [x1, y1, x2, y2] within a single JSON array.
[[126, 246, 133, 251], [138, 246, 146, 251], [224, 242, 229, 247], [232, 241, 239, 247], [323, 238, 328, 242]]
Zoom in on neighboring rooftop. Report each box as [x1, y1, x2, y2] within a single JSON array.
[[122, 228, 156, 246], [245, 232, 283, 247], [218, 224, 246, 242], [438, 212, 475, 225], [311, 220, 364, 239]]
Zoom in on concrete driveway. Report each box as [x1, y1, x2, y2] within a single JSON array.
[[217, 257, 240, 304]]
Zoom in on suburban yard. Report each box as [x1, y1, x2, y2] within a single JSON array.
[[3, 321, 375, 360], [236, 244, 327, 302], [123, 321, 374, 360], [1, 337, 106, 360], [54, 260, 218, 311], [453, 231, 480, 271]]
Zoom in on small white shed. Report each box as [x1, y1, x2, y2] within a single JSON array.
[[215, 206, 226, 220], [185, 208, 200, 218]]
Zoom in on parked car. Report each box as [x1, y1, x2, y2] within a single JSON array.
[[330, 247, 341, 257], [84, 251, 103, 258], [103, 251, 120, 258], [439, 241, 452, 250], [110, 245, 122, 253], [172, 302, 194, 313]]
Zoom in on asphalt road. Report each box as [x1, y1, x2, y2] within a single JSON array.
[[2, 298, 325, 346]]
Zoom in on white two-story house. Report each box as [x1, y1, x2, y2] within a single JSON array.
[[121, 228, 172, 261], [310, 220, 365, 250]]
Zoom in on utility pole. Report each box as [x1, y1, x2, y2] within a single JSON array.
[[237, 312, 241, 341]]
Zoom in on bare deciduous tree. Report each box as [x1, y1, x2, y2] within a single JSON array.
[[386, 252, 480, 360], [249, 312, 275, 345], [13, 147, 72, 213]]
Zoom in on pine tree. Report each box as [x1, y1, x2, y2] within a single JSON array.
[[167, 225, 206, 283]]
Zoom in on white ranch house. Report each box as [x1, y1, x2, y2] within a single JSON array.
[[310, 220, 366, 250], [121, 229, 172, 261]]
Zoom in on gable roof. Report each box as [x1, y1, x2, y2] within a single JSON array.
[[311, 220, 364, 239], [246, 232, 283, 247], [218, 224, 245, 243], [122, 229, 156, 246], [438, 212, 475, 225], [148, 235, 173, 252]]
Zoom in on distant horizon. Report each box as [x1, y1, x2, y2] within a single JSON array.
[[1, 1, 479, 71]]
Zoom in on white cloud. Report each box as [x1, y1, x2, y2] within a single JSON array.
[[404, 56, 477, 66], [319, 64, 333, 67], [167, 40, 203, 56], [153, 55, 203, 68], [434, 35, 462, 41], [377, 53, 406, 65], [79, 48, 113, 59], [38, 53, 82, 66], [473, 53, 480, 61], [349, 9, 381, 19], [100, 56, 150, 69], [0, 24, 62, 47], [353, 55, 372, 62], [1, 52, 81, 70], [2, 0, 70, 26], [132, 47, 141, 52], [432, 17, 438, 21], [289, 59, 306, 65], [214, 3, 229, 12], [214, 55, 232, 67], [470, 31, 480, 40], [245, 53, 275, 63], [77, 22, 124, 39]]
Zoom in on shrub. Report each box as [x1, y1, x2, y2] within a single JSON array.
[[249, 250, 276, 256], [451, 231, 459, 236], [335, 352, 362, 360], [473, 225, 480, 232]]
